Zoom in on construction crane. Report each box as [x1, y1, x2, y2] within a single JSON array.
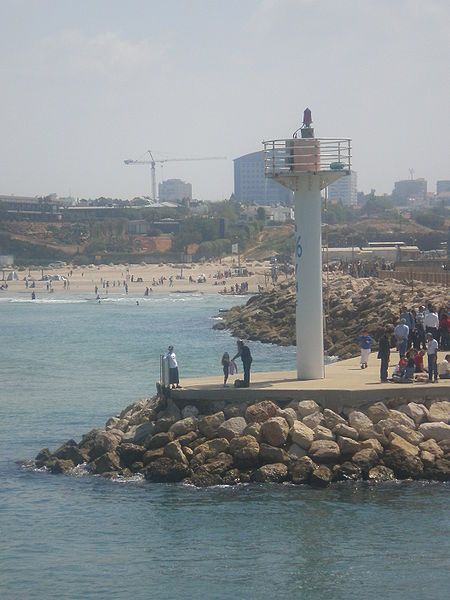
[[124, 150, 226, 200]]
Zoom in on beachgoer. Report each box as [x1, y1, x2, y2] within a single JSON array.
[[438, 354, 450, 379], [377, 329, 391, 382], [424, 307, 439, 340], [394, 319, 409, 358], [31, 291, 36, 300], [166, 345, 181, 389], [221, 352, 230, 387], [413, 349, 426, 373], [232, 340, 253, 387], [358, 330, 374, 369], [425, 333, 438, 383]]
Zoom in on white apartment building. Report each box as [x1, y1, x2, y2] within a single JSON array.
[[158, 179, 192, 202], [326, 170, 358, 206]]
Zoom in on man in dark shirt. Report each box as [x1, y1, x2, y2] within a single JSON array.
[[377, 329, 391, 382], [232, 340, 253, 387]]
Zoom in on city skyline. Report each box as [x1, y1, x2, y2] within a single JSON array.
[[0, 0, 448, 201]]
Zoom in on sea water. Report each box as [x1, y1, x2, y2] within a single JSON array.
[[0, 293, 448, 600]]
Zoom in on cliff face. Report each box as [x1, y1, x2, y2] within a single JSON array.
[[213, 274, 449, 359]]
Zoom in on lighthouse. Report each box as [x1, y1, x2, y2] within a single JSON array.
[[263, 109, 351, 379]]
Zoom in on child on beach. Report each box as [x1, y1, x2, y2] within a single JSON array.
[[357, 330, 375, 369], [221, 352, 230, 387]]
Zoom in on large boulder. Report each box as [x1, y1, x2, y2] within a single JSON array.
[[164, 441, 188, 464], [131, 422, 155, 444], [366, 402, 390, 424], [323, 409, 346, 430], [243, 422, 262, 442], [223, 403, 246, 419], [169, 417, 198, 437], [389, 423, 424, 446], [334, 462, 362, 481], [91, 451, 120, 474], [351, 448, 379, 471], [260, 417, 289, 447], [153, 416, 176, 434], [287, 443, 308, 459], [418, 422, 450, 443], [289, 457, 315, 484], [276, 408, 297, 427], [80, 430, 120, 461], [202, 452, 234, 475], [428, 401, 450, 424], [310, 465, 332, 487], [48, 458, 74, 474], [388, 433, 419, 457], [53, 440, 88, 466], [229, 435, 260, 468], [198, 412, 225, 438], [348, 411, 373, 432], [259, 443, 289, 464], [118, 443, 146, 467], [35, 448, 52, 468], [398, 402, 428, 426], [245, 401, 278, 424], [334, 423, 359, 440], [383, 449, 423, 479], [190, 466, 223, 487], [337, 436, 360, 458], [181, 405, 199, 419], [251, 463, 288, 483], [368, 466, 395, 482], [289, 421, 314, 450], [388, 410, 415, 430], [144, 458, 190, 483], [193, 438, 230, 464], [309, 440, 340, 464], [217, 417, 247, 440], [419, 439, 444, 458], [424, 458, 450, 482], [302, 412, 324, 429], [142, 448, 165, 465], [176, 431, 198, 447], [146, 431, 175, 449], [313, 426, 334, 441], [297, 400, 320, 419]]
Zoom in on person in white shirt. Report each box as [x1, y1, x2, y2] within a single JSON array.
[[425, 333, 439, 382], [438, 354, 450, 379], [165, 345, 181, 389], [424, 308, 439, 340]]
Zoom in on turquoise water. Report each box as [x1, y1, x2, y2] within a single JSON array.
[[0, 293, 449, 599]]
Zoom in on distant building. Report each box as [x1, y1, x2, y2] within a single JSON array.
[[233, 151, 293, 205], [326, 171, 357, 206], [392, 178, 427, 204], [436, 181, 450, 196], [0, 194, 61, 221], [159, 179, 192, 202], [0, 255, 14, 267]]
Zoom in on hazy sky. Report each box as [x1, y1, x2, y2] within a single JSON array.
[[1, 0, 448, 200]]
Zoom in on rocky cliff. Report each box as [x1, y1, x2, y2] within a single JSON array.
[[213, 275, 449, 359]]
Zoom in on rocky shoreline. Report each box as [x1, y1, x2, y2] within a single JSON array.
[[34, 394, 450, 487], [213, 275, 450, 359]]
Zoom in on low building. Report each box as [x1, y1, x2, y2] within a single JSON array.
[[392, 179, 427, 204]]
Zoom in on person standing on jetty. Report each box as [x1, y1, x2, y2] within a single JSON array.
[[377, 329, 391, 381], [394, 318, 409, 358], [232, 340, 253, 387], [425, 333, 438, 383], [165, 345, 182, 389], [357, 330, 374, 369]]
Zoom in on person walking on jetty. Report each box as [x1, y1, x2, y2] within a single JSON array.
[[425, 333, 438, 383], [232, 340, 253, 387], [165, 345, 182, 389], [377, 329, 391, 381], [394, 318, 409, 358], [358, 330, 374, 369]]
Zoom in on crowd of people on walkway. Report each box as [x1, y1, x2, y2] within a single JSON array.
[[359, 303, 450, 384]]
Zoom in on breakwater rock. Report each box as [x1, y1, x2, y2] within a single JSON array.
[[34, 395, 450, 487], [213, 275, 449, 359]]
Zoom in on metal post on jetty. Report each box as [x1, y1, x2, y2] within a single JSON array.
[[263, 108, 351, 380]]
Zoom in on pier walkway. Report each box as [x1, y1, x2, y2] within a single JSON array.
[[171, 355, 450, 412]]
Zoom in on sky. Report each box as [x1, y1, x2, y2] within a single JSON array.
[[1, 0, 449, 201]]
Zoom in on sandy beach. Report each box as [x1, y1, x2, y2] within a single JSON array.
[[1, 258, 282, 298]]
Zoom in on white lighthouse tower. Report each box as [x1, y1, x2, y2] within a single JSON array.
[[263, 109, 351, 380]]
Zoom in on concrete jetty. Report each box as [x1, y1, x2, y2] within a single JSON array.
[[171, 354, 450, 412]]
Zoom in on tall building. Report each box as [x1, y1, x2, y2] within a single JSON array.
[[234, 151, 293, 204], [326, 171, 357, 206], [392, 178, 427, 204], [436, 181, 450, 194], [158, 179, 192, 202]]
